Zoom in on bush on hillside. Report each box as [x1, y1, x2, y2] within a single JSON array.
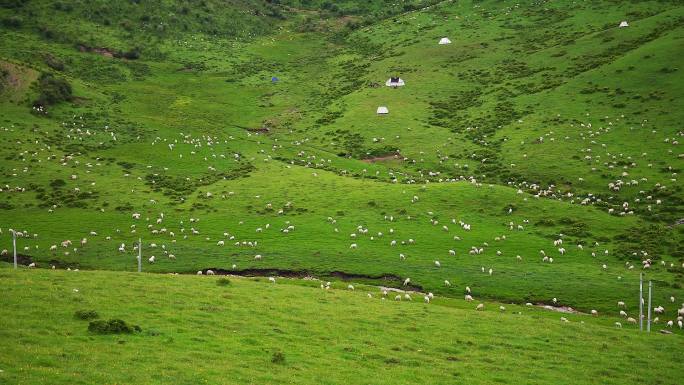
[[114, 48, 141, 60], [0, 68, 8, 91], [271, 351, 286, 364], [1, 15, 22, 27], [33, 73, 72, 107], [44, 55, 65, 71], [0, 0, 29, 9], [52, 1, 73, 12], [74, 309, 99, 320], [88, 319, 141, 334]]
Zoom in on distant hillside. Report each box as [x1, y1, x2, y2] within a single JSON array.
[[0, 0, 682, 319]]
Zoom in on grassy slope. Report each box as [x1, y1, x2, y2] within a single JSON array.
[[0, 265, 681, 385], [0, 0, 682, 346]]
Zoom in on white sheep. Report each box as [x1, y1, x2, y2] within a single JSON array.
[[347, 284, 354, 290], [269, 277, 276, 283], [148, 256, 155, 263], [476, 303, 484, 311], [206, 270, 215, 275]]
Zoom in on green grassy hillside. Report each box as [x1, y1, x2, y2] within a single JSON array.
[[0, 266, 681, 385], [1, 1, 683, 379]]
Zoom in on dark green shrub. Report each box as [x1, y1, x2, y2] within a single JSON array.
[[33, 73, 72, 107], [216, 277, 231, 286], [88, 319, 141, 334], [74, 309, 99, 320], [50, 179, 66, 188], [45, 55, 65, 71], [271, 351, 285, 364], [0, 0, 29, 9], [1, 16, 22, 27]]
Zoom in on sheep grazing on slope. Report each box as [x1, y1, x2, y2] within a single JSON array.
[[444, 280, 451, 286], [269, 277, 276, 283], [476, 303, 484, 311], [206, 270, 215, 275], [614, 322, 622, 328], [148, 256, 155, 263], [347, 284, 354, 290], [465, 294, 474, 301], [626, 317, 637, 324]]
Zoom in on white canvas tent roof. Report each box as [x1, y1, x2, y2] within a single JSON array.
[[377, 106, 389, 114], [439, 37, 451, 45], [619, 21, 629, 27], [385, 77, 405, 87]]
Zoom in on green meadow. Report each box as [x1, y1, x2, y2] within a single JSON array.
[[0, 0, 683, 383]]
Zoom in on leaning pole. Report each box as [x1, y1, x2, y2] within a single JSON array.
[[647, 281, 652, 333], [639, 273, 643, 332], [137, 238, 142, 273], [11, 229, 17, 269]]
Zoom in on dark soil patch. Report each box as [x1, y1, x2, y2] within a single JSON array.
[[198, 268, 423, 290], [78, 45, 115, 58], [0, 253, 32, 265], [361, 152, 403, 163]]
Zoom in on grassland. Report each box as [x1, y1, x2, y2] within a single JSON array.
[[0, 0, 683, 382], [1, 266, 682, 385]]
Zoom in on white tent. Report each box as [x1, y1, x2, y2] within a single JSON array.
[[619, 21, 629, 27], [439, 37, 451, 45], [385, 77, 405, 87], [377, 106, 389, 114]]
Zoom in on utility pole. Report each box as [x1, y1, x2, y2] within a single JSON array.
[[137, 238, 142, 273], [647, 281, 652, 333], [639, 273, 643, 332], [11, 229, 17, 269]]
